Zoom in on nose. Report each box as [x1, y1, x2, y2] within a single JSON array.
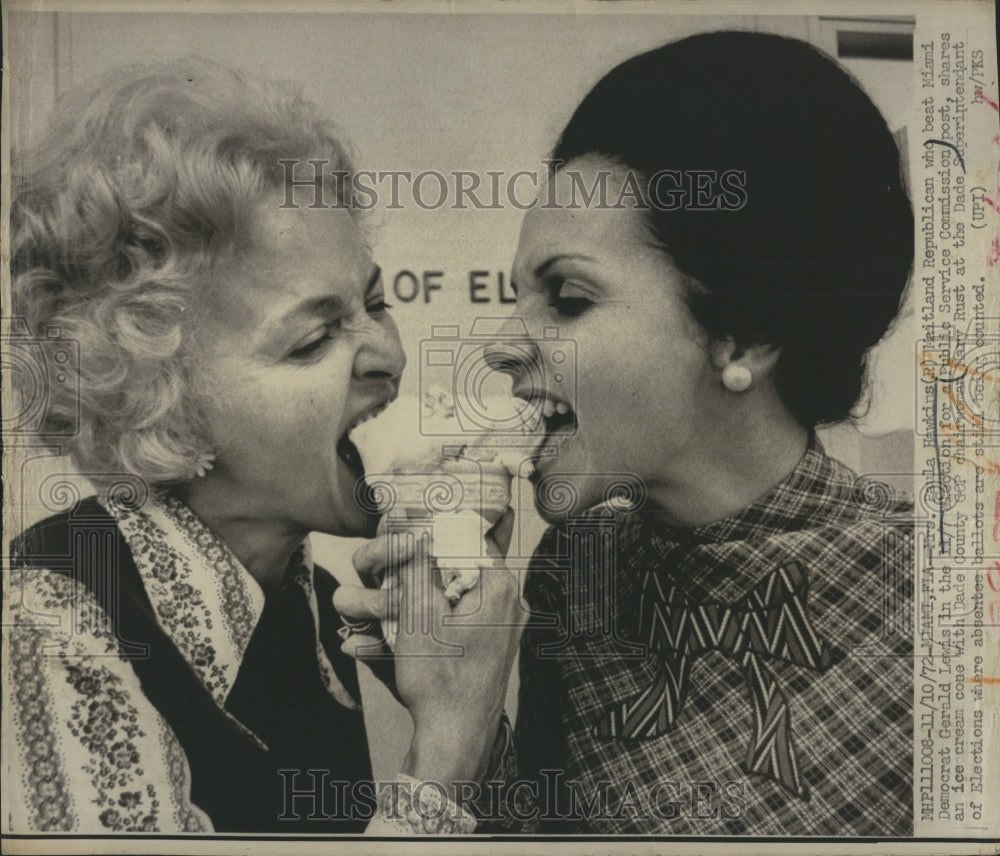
[[484, 338, 535, 377], [482, 314, 540, 390], [354, 314, 407, 383]]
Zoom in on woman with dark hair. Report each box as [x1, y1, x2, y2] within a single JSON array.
[[344, 30, 915, 835], [507, 30, 915, 835]]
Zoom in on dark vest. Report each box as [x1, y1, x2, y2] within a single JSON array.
[[12, 498, 374, 832]]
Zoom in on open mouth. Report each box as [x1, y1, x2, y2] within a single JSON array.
[[541, 398, 577, 436], [527, 396, 577, 468], [336, 432, 365, 479], [338, 400, 393, 480]]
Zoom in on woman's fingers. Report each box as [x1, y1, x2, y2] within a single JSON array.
[[484, 506, 515, 558], [332, 584, 389, 622], [352, 527, 421, 587], [340, 633, 402, 704], [340, 633, 388, 659], [451, 563, 525, 631]]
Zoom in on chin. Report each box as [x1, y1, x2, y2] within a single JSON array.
[[355, 511, 382, 539], [334, 508, 382, 539], [530, 470, 606, 526], [309, 497, 381, 539]]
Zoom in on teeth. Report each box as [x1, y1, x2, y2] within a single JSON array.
[[536, 398, 572, 418], [347, 402, 389, 435]]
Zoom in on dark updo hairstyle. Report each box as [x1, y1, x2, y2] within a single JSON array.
[[552, 31, 913, 427]]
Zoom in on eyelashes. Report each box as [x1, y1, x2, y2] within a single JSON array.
[[550, 296, 592, 317], [510, 271, 597, 318], [289, 332, 333, 359], [288, 299, 394, 360], [546, 277, 593, 317]]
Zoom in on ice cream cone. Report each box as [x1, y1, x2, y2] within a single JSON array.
[[349, 388, 538, 646], [373, 461, 512, 603]]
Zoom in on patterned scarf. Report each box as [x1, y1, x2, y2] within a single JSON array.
[[594, 558, 832, 798]]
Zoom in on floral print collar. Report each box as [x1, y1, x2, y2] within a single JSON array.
[[100, 493, 360, 723]]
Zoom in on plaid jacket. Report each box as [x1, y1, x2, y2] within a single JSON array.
[[504, 439, 913, 835]]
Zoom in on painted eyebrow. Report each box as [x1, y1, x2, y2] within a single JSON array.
[[510, 254, 598, 293], [365, 265, 384, 293], [281, 266, 383, 322]]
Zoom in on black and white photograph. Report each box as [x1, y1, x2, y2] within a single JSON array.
[[2, 1, 997, 852]]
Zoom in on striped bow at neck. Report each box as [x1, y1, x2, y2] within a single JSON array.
[[595, 560, 832, 799]]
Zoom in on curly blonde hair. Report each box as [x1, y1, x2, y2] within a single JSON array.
[[11, 57, 357, 486]]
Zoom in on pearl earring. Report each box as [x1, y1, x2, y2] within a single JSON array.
[[722, 364, 752, 393]]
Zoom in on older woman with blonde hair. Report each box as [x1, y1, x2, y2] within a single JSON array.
[[5, 58, 521, 834]]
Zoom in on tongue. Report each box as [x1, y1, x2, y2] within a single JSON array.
[[547, 410, 577, 434], [337, 434, 365, 478]]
